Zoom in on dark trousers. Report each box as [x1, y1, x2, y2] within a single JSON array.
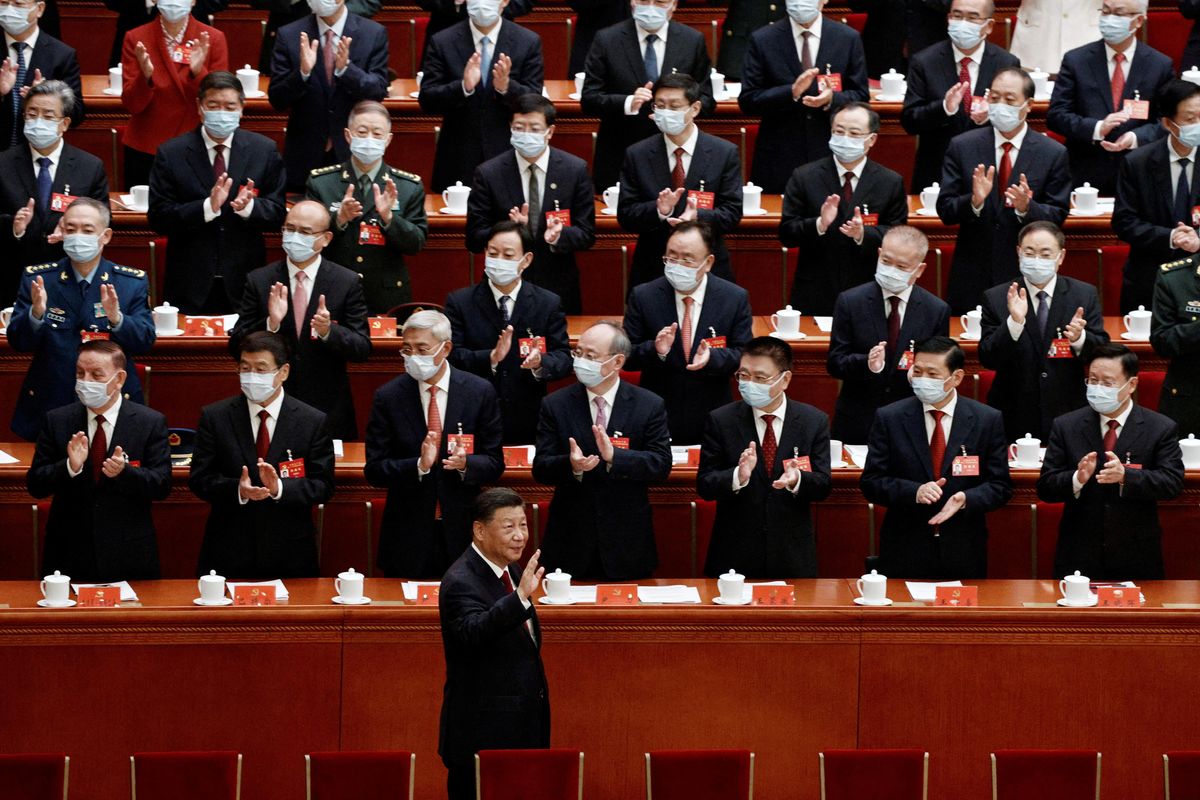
[[446, 762, 474, 800]]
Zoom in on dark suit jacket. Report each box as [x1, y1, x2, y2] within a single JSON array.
[[0, 143, 108, 303], [1047, 41, 1173, 195], [778, 156, 908, 315], [978, 276, 1108, 442], [364, 368, 505, 578], [937, 125, 1071, 313], [617, 129, 742, 290], [861, 395, 1012, 579], [189, 392, 335, 579], [847, 0, 950, 78], [1038, 404, 1185, 580], [438, 546, 548, 770], [901, 40, 1019, 192], [827, 281, 950, 444], [623, 275, 754, 444], [533, 381, 672, 580], [715, 0, 786, 81], [27, 400, 171, 582], [581, 19, 715, 190], [445, 280, 573, 444], [739, 17, 870, 194], [1184, 0, 1200, 75], [250, 0, 380, 72], [103, 0, 229, 72], [466, 147, 596, 313], [229, 258, 372, 441], [566, 0, 629, 77], [1113, 138, 1200, 314], [419, 19, 544, 192], [697, 398, 832, 578], [0, 32, 84, 150], [148, 127, 288, 313], [417, 0, 531, 59], [268, 12, 390, 191]]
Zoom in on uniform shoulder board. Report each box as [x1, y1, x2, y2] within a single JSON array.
[[389, 167, 422, 183], [114, 264, 147, 279], [24, 262, 57, 274], [310, 164, 341, 176], [1162, 257, 1195, 272]]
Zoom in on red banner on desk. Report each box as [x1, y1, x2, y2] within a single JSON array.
[[1097, 586, 1139, 607], [77, 586, 119, 607], [597, 584, 637, 606], [234, 585, 276, 606], [415, 585, 440, 606], [934, 585, 977, 606], [751, 585, 795, 606]]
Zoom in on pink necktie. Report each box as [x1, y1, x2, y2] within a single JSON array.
[[293, 270, 309, 338], [594, 396, 607, 431], [324, 29, 336, 84]]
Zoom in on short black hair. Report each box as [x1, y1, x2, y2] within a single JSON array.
[[509, 92, 557, 127], [78, 339, 126, 371], [653, 72, 701, 104], [741, 336, 792, 374], [915, 336, 965, 372], [1087, 343, 1139, 378], [833, 101, 880, 134], [198, 70, 245, 103], [1018, 220, 1065, 250], [472, 487, 525, 523], [1157, 79, 1200, 120], [992, 66, 1035, 102], [667, 220, 714, 255], [238, 330, 290, 368], [488, 219, 534, 254]]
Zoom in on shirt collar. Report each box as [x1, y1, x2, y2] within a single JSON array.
[[922, 388, 959, 418], [352, 160, 382, 182], [790, 13, 822, 40], [286, 256, 322, 286], [317, 7, 348, 38], [520, 147, 551, 175], [425, 361, 452, 393], [638, 23, 668, 44], [88, 393, 122, 425], [677, 272, 708, 306], [6, 27, 41, 53], [73, 265, 98, 284], [1025, 273, 1059, 298], [664, 123, 699, 156], [251, 387, 286, 418], [832, 154, 867, 179], [754, 397, 786, 424], [586, 378, 621, 411], [1104, 398, 1135, 428], [489, 278, 522, 306], [471, 543, 510, 579], [951, 43, 979, 65], [994, 121, 1029, 151], [884, 283, 915, 304], [1105, 39, 1136, 64], [30, 137, 64, 167], [200, 124, 235, 151], [470, 17, 501, 47]]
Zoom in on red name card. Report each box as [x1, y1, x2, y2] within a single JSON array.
[[183, 316, 225, 336], [934, 585, 978, 606], [751, 584, 796, 606], [369, 317, 398, 338], [503, 446, 531, 467], [596, 584, 638, 606], [415, 585, 440, 606], [234, 585, 276, 606], [1097, 586, 1140, 608], [77, 586, 120, 607]]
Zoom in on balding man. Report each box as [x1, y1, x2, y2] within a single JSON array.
[[533, 321, 672, 580], [228, 200, 370, 441]]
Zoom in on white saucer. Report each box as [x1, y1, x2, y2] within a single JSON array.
[[409, 90, 420, 98], [103, 87, 121, 96], [830, 460, 848, 469], [1057, 595, 1098, 607], [567, 92, 581, 100], [769, 330, 806, 341], [1069, 208, 1106, 217], [854, 596, 893, 606], [958, 332, 981, 341], [914, 207, 939, 217], [37, 599, 76, 608], [1120, 331, 1149, 341], [1009, 460, 1041, 469], [875, 94, 905, 103], [244, 89, 265, 99], [156, 328, 185, 337], [438, 207, 465, 215], [332, 595, 371, 605], [712, 596, 751, 605], [537, 596, 575, 605], [600, 208, 618, 216], [120, 205, 149, 213], [193, 597, 233, 606], [742, 207, 769, 216]]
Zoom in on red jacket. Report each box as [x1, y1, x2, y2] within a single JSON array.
[[120, 18, 229, 155]]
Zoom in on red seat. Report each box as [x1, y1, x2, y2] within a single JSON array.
[[1034, 502, 1064, 579], [645, 749, 753, 800], [991, 750, 1100, 800], [148, 237, 167, 308], [135, 363, 150, 408], [739, 125, 758, 186], [1097, 245, 1130, 316], [974, 369, 995, 403], [1137, 370, 1166, 412], [927, 242, 952, 297], [410, 16, 430, 75], [306, 751, 416, 800], [1147, 11, 1192, 72], [838, 14, 867, 34], [694, 498, 717, 578], [475, 749, 583, 800], [819, 750, 928, 800], [1165, 751, 1200, 799], [130, 751, 241, 800], [0, 753, 69, 800]]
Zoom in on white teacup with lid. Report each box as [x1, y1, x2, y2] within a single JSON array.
[[717, 569, 745, 603], [1059, 570, 1093, 605], [335, 568, 366, 603], [541, 568, 572, 603], [855, 569, 888, 605], [1181, 434, 1200, 469], [40, 570, 71, 606]]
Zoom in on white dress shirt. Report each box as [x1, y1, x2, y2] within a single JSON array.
[[471, 543, 534, 614], [28, 137, 63, 184], [416, 363, 452, 477], [1005, 273, 1086, 352], [463, 18, 503, 96], [241, 388, 286, 503], [5, 27, 40, 62], [942, 44, 980, 115], [656, 124, 699, 221], [790, 14, 821, 70], [731, 398, 802, 493], [972, 122, 1030, 217], [312, 7, 349, 78], [519, 147, 549, 206], [921, 389, 957, 445], [586, 379, 620, 426], [266, 257, 328, 339], [674, 273, 707, 345], [623, 24, 669, 114], [201, 127, 256, 222], [489, 276, 522, 310], [867, 283, 915, 374], [66, 394, 122, 478], [817, 155, 867, 237], [1071, 400, 1135, 496], [1091, 40, 1139, 143]]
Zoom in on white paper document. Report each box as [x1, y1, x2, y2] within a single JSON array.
[[905, 581, 963, 602], [0, 449, 18, 465], [227, 579, 289, 599], [567, 586, 598, 603], [636, 585, 702, 604], [671, 446, 699, 465], [72, 581, 138, 601], [813, 316, 833, 332], [844, 445, 869, 468], [402, 581, 441, 601]]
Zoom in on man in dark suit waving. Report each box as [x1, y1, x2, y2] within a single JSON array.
[[190, 331, 336, 579], [439, 487, 548, 800], [27, 340, 171, 582], [1047, 2, 1173, 195], [465, 94, 595, 313], [697, 336, 832, 578], [624, 220, 753, 444], [533, 320, 672, 580], [779, 101, 908, 315], [268, 0, 389, 191], [979, 221, 1109, 441], [861, 336, 1012, 579], [937, 66, 1071, 313], [617, 73, 742, 291], [229, 200, 371, 441], [581, 0, 715, 190], [447, 220, 573, 444], [149, 71, 287, 315], [365, 310, 506, 578], [419, 0, 544, 191], [0, 0, 84, 150], [901, 0, 1019, 193], [1038, 344, 1185, 580], [739, 0, 869, 194]]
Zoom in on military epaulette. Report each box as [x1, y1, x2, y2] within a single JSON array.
[[24, 262, 57, 274], [388, 167, 422, 183], [310, 164, 341, 176], [1161, 257, 1196, 272], [113, 264, 147, 279]]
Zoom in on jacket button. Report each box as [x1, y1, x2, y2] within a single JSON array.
[[396, 280, 404, 288], [356, 256, 364, 263], [1041, 372, 1048, 378], [1173, 388, 1179, 396], [769, 3, 776, 9]]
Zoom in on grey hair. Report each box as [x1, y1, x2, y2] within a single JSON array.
[[882, 225, 930, 262], [22, 79, 76, 119], [592, 320, 631, 358], [402, 309, 452, 342], [64, 196, 111, 228]]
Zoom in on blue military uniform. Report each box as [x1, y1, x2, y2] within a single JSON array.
[[7, 257, 156, 440]]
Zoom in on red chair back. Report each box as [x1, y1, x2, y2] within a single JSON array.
[[838, 14, 867, 34], [411, 15, 431, 73], [367, 498, 386, 577], [1098, 245, 1129, 315], [646, 750, 753, 800], [131, 751, 241, 800], [927, 243, 952, 298], [0, 753, 68, 800], [476, 750, 583, 800], [739, 125, 759, 184], [1165, 751, 1200, 799], [820, 750, 928, 800], [974, 369, 996, 403], [1034, 502, 1064, 579], [1137, 370, 1166, 412], [991, 750, 1100, 800], [694, 499, 717, 578], [1147, 11, 1191, 72], [307, 752, 415, 800]]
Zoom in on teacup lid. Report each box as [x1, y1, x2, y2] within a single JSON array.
[[722, 568, 744, 579], [1186, 65, 1200, 77], [743, 181, 760, 190], [238, 64, 257, 73], [776, 304, 800, 316], [1016, 431, 1039, 444], [155, 301, 177, 312], [1065, 570, 1088, 581], [1181, 433, 1199, 447], [1131, 304, 1151, 315], [546, 567, 571, 580], [1075, 182, 1097, 192], [448, 181, 469, 192]]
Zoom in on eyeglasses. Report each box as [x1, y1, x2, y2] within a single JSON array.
[[0, 0, 37, 8], [947, 11, 988, 21], [23, 111, 62, 122], [1085, 378, 1129, 389], [571, 349, 612, 361], [662, 257, 701, 268], [734, 370, 784, 385], [400, 345, 443, 357]]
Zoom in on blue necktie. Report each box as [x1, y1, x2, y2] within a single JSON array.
[[498, 295, 510, 322], [479, 36, 491, 88], [1175, 158, 1192, 226], [643, 33, 659, 83], [11, 42, 27, 145], [36, 157, 52, 212]]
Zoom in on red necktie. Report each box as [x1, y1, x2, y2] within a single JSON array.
[[1111, 52, 1126, 113], [681, 296, 694, 357], [90, 414, 107, 481], [672, 147, 686, 191], [427, 385, 442, 435], [958, 57, 972, 114], [323, 29, 336, 84], [256, 409, 270, 460], [1103, 418, 1119, 454], [998, 142, 1014, 195], [760, 414, 777, 477], [213, 143, 226, 181], [841, 171, 854, 208], [929, 410, 946, 477], [887, 295, 901, 353]]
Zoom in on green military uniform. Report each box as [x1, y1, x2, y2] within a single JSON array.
[[1151, 253, 1200, 437], [305, 161, 429, 314]]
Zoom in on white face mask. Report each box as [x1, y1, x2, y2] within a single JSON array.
[[663, 260, 702, 292], [631, 2, 669, 32], [652, 107, 689, 136], [155, 0, 192, 24], [1019, 255, 1058, 286], [307, 0, 341, 17], [785, 0, 820, 25], [910, 375, 950, 405], [467, 0, 500, 26], [988, 101, 1025, 133], [1086, 379, 1130, 416], [348, 135, 388, 164], [484, 256, 523, 286], [946, 19, 984, 50], [404, 342, 446, 381], [75, 377, 116, 409], [0, 4, 33, 35], [573, 354, 615, 387], [874, 262, 913, 295], [239, 371, 279, 404]]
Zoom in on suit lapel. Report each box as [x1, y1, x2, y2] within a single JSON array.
[[661, 21, 688, 76], [1044, 278, 1078, 341], [231, 396, 260, 468], [186, 130, 217, 195], [1084, 44, 1115, 112], [606, 381, 636, 440], [1152, 140, 1176, 220], [774, 402, 805, 477], [941, 397, 973, 476], [691, 281, 723, 358], [444, 369, 468, 436], [226, 134, 248, 186], [904, 400, 935, 481], [266, 397, 294, 464], [1112, 404, 1145, 463], [501, 152, 526, 212], [850, 160, 879, 210], [1010, 131, 1038, 194], [621, 21, 647, 84], [52, 148, 76, 197], [472, 281, 506, 331], [543, 149, 568, 217], [304, 262, 333, 322], [896, 290, 927, 357], [976, 46, 999, 96], [865, 283, 889, 350]]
